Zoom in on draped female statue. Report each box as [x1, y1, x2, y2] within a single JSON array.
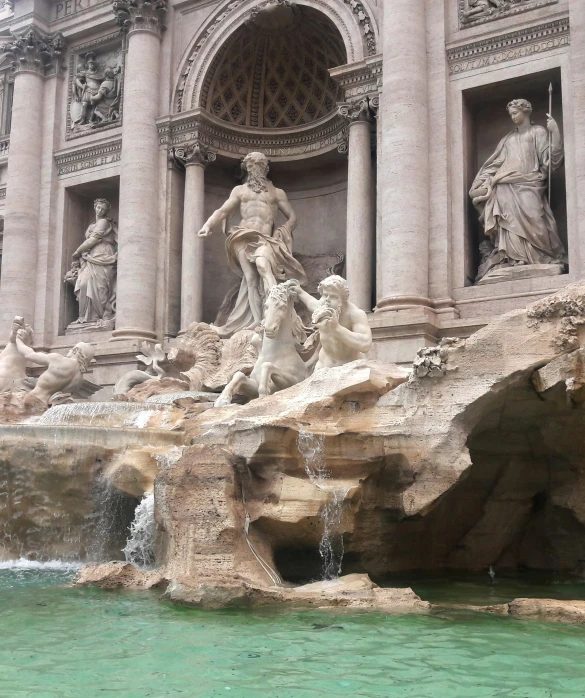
[[65, 198, 117, 330], [470, 99, 567, 283]]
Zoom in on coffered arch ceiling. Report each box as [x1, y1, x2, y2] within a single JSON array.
[[200, 7, 347, 129]]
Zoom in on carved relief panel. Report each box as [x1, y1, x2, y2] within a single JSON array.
[[458, 0, 558, 28], [66, 33, 125, 140]]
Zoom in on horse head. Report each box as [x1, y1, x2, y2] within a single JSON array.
[[263, 282, 294, 339]]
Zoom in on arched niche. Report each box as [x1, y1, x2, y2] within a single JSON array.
[[174, 0, 378, 115]]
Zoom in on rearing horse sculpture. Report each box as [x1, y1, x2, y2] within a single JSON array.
[[214, 280, 309, 407]]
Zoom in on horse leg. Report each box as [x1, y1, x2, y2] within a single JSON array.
[[258, 362, 278, 397], [214, 371, 258, 407], [270, 367, 307, 392]]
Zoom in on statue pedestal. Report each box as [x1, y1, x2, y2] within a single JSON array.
[[478, 264, 565, 286], [66, 319, 115, 335]]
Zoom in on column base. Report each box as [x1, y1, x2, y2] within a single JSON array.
[[375, 295, 433, 312], [110, 328, 157, 342]]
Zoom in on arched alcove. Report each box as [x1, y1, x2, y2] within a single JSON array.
[[200, 6, 346, 128]]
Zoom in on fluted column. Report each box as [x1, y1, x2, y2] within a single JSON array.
[[111, 0, 166, 341], [338, 99, 375, 311], [0, 30, 63, 338], [377, 0, 430, 312], [173, 142, 216, 330]]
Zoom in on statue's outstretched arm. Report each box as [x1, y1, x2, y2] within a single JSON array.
[[199, 187, 241, 237], [15, 336, 51, 367]]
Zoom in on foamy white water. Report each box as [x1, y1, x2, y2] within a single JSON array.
[[0, 559, 83, 571]]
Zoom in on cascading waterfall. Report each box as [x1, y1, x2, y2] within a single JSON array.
[[297, 431, 350, 580], [123, 492, 156, 567]]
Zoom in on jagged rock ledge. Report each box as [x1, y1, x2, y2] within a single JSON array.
[[73, 565, 429, 613], [73, 563, 585, 624]]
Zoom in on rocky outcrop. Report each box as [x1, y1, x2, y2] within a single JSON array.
[[150, 282, 585, 601], [74, 561, 167, 589]]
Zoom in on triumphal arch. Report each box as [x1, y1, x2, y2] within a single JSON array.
[[0, 0, 583, 393]]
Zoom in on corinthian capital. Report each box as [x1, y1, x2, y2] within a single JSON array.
[[173, 141, 216, 168], [1, 29, 65, 76], [113, 0, 167, 36], [337, 98, 376, 125]]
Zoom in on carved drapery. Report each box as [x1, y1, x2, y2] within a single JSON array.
[[1, 29, 64, 76], [113, 0, 167, 35]]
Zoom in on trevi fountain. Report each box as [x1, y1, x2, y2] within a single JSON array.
[[1, 0, 585, 696]]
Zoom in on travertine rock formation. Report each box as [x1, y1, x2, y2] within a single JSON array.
[[150, 282, 585, 602]]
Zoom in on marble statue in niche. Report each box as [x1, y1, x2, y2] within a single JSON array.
[[71, 50, 122, 131], [198, 151, 308, 338], [65, 198, 117, 332], [469, 98, 567, 284]]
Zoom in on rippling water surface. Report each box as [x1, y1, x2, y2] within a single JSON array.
[[2, 566, 585, 698]]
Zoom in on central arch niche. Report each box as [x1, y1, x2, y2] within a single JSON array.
[[200, 6, 347, 129]]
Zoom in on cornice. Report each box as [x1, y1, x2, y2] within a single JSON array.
[[54, 138, 122, 175], [158, 109, 349, 161], [447, 17, 569, 74]]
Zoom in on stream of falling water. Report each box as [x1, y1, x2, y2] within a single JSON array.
[[297, 431, 350, 580], [123, 493, 156, 567]]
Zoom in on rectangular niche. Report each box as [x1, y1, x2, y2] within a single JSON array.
[[462, 67, 566, 286], [60, 177, 120, 335], [66, 33, 125, 140]]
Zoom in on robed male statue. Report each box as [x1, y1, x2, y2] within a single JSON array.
[[198, 151, 307, 337]]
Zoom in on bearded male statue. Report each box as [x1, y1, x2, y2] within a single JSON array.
[[198, 151, 307, 338]]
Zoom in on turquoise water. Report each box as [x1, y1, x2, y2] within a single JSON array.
[[2, 566, 585, 698]]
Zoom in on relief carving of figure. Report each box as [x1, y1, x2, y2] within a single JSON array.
[[462, 0, 507, 21], [65, 198, 117, 331], [470, 99, 567, 283], [198, 152, 308, 338], [71, 51, 121, 129]]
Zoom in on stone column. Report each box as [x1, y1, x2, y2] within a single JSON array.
[[0, 30, 63, 338], [173, 142, 216, 330], [111, 0, 166, 341], [338, 99, 375, 312], [376, 0, 430, 312]]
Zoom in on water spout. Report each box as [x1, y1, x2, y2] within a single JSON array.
[[123, 493, 156, 568], [297, 431, 349, 581]]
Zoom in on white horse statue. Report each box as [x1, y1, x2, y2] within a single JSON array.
[[214, 280, 309, 406]]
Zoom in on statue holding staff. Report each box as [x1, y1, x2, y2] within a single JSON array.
[[470, 98, 567, 283]]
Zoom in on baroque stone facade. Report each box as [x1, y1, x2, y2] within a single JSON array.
[[0, 0, 583, 392]]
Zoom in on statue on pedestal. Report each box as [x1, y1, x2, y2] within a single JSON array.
[[65, 198, 117, 332], [470, 99, 567, 284], [198, 151, 307, 337]]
